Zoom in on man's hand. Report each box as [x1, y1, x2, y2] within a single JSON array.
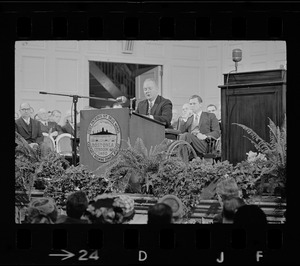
[[50, 131, 58, 137], [196, 133, 207, 140]]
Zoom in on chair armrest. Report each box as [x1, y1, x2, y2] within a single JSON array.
[[165, 128, 181, 135]]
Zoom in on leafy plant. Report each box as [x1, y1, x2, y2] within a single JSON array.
[[233, 115, 286, 197], [15, 132, 40, 195], [15, 131, 71, 192], [44, 164, 108, 207], [104, 138, 169, 194]]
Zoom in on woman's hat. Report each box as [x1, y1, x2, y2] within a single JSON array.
[[157, 194, 184, 218]]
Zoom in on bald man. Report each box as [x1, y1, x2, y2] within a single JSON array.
[[37, 108, 63, 139], [15, 102, 44, 148], [135, 78, 173, 128]]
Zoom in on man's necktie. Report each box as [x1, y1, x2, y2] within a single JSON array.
[[147, 101, 153, 115], [192, 114, 199, 130]]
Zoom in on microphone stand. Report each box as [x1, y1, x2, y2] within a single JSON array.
[[40, 91, 116, 166], [129, 97, 136, 115]]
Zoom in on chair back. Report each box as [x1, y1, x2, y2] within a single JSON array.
[[56, 133, 73, 155], [204, 136, 222, 163], [42, 133, 56, 151]]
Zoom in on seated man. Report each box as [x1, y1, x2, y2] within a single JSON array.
[[62, 110, 80, 139], [207, 103, 222, 155], [172, 103, 193, 130], [15, 102, 44, 149], [181, 103, 193, 122], [135, 78, 173, 128], [178, 95, 220, 156], [207, 103, 222, 131], [49, 109, 62, 124], [37, 108, 63, 139]]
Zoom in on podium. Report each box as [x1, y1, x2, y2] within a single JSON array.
[[218, 69, 286, 165], [79, 108, 165, 172]]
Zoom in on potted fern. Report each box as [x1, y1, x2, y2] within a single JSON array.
[[233, 114, 286, 198], [102, 138, 169, 194]]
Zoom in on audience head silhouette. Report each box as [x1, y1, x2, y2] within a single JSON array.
[[222, 197, 245, 223], [216, 177, 240, 202], [66, 191, 88, 219], [147, 203, 173, 224], [234, 204, 267, 225]]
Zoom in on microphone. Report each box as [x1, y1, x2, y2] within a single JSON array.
[[232, 49, 242, 72], [39, 91, 47, 94], [116, 96, 127, 103], [232, 49, 242, 62]]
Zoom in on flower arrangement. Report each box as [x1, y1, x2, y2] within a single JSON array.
[[233, 115, 286, 197]]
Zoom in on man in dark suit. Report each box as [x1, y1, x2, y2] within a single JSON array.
[[37, 108, 64, 139], [179, 95, 220, 156], [135, 78, 173, 128], [15, 102, 44, 149]]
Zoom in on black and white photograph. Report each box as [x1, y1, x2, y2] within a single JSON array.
[[15, 40, 286, 226]]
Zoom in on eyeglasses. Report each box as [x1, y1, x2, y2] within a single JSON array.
[[21, 108, 31, 111]]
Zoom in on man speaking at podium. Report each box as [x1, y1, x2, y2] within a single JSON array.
[[135, 78, 173, 128]]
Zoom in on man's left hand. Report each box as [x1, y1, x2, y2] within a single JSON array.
[[196, 133, 207, 140]]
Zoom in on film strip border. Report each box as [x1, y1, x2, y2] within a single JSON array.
[[1, 3, 296, 40], [2, 1, 299, 265], [8, 225, 288, 264]]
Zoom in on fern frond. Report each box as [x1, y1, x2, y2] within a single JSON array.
[[15, 131, 40, 162], [233, 123, 272, 153], [149, 138, 169, 158], [266, 117, 286, 166], [132, 137, 148, 158]]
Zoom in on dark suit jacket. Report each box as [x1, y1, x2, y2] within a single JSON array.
[[40, 121, 64, 136], [135, 95, 173, 127], [179, 111, 221, 139], [15, 117, 44, 144], [62, 121, 80, 138]]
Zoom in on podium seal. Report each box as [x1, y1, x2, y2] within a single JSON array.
[[87, 113, 121, 162]]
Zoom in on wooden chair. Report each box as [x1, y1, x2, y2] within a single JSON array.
[[55, 133, 73, 157], [56, 133, 80, 165], [203, 136, 221, 163]]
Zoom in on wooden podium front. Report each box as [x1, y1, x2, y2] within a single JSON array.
[[219, 69, 286, 165], [79, 108, 165, 172]]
